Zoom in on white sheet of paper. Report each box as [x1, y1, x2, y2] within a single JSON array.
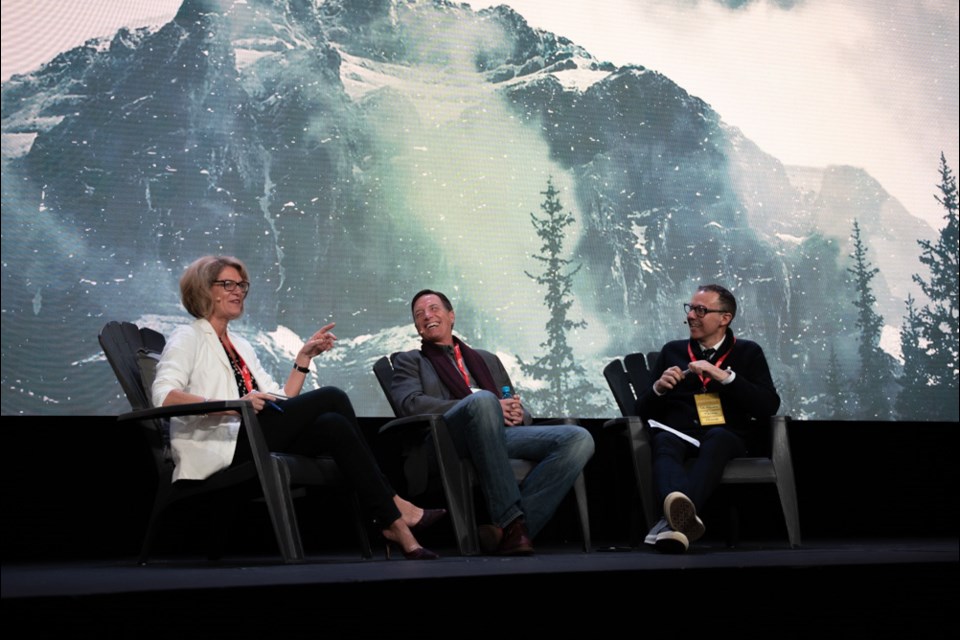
[[647, 419, 701, 448]]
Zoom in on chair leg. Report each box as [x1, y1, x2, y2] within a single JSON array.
[[627, 419, 657, 531], [239, 406, 305, 564], [775, 477, 802, 548], [628, 499, 645, 548], [431, 421, 480, 556], [573, 472, 592, 552], [771, 416, 802, 548], [349, 491, 374, 559], [138, 481, 177, 566], [138, 501, 168, 566], [262, 456, 306, 563], [451, 463, 481, 556]]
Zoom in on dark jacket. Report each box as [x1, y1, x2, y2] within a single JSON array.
[[391, 346, 533, 425], [636, 329, 780, 437]]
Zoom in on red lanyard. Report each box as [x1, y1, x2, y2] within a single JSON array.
[[222, 335, 254, 393], [687, 337, 735, 388], [453, 344, 471, 387]]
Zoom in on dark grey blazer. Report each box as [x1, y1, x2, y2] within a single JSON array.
[[390, 346, 533, 425]]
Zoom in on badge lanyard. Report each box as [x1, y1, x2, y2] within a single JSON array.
[[453, 343, 471, 388], [687, 336, 736, 391], [222, 335, 255, 393]]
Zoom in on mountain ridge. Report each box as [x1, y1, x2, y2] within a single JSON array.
[[1, 0, 935, 417]]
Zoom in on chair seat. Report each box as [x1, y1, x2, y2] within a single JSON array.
[[721, 457, 777, 483], [274, 454, 345, 485]]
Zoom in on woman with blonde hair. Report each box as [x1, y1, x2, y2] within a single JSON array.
[[153, 255, 443, 559]]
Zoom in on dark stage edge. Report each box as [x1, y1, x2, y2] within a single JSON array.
[[3, 538, 957, 638]]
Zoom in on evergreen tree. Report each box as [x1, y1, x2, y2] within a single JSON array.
[[847, 219, 893, 419], [786, 232, 857, 418], [824, 343, 849, 420], [901, 153, 959, 420], [518, 177, 602, 417], [896, 295, 932, 419]]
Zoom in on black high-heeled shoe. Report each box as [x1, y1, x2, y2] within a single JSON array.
[[384, 540, 439, 560], [409, 508, 448, 535]]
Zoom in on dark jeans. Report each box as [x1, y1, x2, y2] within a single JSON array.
[[651, 426, 746, 510], [232, 386, 401, 526]]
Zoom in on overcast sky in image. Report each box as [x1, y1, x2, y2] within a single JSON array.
[[3, 0, 957, 229]]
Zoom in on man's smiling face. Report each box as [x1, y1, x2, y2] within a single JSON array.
[[686, 289, 731, 346], [413, 293, 455, 346]]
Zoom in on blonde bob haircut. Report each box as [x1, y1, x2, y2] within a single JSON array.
[[179, 255, 249, 319]]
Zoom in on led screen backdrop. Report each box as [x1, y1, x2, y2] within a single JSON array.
[[2, 0, 957, 420]]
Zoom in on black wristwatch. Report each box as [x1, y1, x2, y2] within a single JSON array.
[[293, 363, 310, 374]]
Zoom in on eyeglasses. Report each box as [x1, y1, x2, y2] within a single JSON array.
[[212, 279, 250, 294], [684, 303, 728, 318]]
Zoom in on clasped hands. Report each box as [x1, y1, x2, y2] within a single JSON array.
[[501, 396, 524, 426], [654, 360, 730, 394]]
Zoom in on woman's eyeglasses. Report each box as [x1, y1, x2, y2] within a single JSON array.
[[212, 279, 251, 294]]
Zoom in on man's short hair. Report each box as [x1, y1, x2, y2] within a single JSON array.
[[180, 255, 248, 319], [410, 289, 453, 316], [697, 283, 737, 319]]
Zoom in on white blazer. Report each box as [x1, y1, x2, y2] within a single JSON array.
[[152, 318, 282, 482]]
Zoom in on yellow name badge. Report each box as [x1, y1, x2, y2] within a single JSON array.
[[694, 392, 726, 426]]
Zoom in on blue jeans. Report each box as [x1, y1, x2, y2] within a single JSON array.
[[442, 391, 594, 538]]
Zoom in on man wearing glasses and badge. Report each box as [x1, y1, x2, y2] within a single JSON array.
[[636, 284, 781, 553]]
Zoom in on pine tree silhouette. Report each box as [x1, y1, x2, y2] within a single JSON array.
[[824, 344, 849, 420], [847, 219, 893, 419], [896, 295, 932, 419], [518, 177, 602, 417], [898, 154, 959, 420]]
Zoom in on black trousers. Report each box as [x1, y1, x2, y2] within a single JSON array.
[[232, 386, 401, 526], [651, 426, 747, 509]]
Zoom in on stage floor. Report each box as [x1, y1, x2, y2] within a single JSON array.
[[4, 537, 956, 638], [3, 537, 956, 598]]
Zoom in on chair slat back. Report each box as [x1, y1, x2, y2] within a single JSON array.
[[99, 321, 165, 411], [373, 355, 403, 418], [99, 321, 171, 470], [603, 359, 634, 417], [623, 352, 652, 398]]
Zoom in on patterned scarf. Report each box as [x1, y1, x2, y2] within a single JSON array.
[[420, 337, 498, 399]]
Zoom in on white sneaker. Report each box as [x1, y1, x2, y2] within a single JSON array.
[[644, 517, 670, 546], [654, 528, 689, 554], [664, 492, 705, 543]]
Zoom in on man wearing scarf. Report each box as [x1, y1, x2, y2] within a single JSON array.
[[390, 290, 594, 555], [636, 284, 780, 553]]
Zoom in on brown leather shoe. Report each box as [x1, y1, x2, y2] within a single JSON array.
[[478, 524, 504, 554], [496, 517, 534, 556]]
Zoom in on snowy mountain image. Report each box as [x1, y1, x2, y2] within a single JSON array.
[[1, 0, 952, 419]]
